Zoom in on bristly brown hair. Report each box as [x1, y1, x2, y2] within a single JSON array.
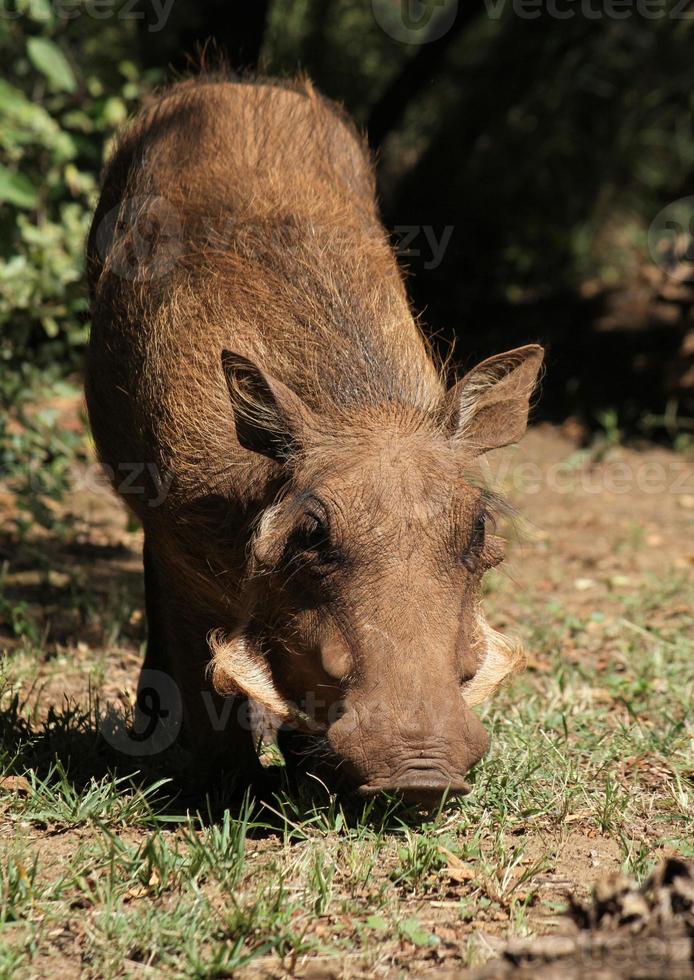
[[87, 75, 446, 503], [85, 76, 543, 788]]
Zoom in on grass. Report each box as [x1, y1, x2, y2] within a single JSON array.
[[0, 421, 692, 976], [1, 575, 690, 977]]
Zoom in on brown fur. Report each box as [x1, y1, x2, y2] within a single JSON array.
[[86, 76, 543, 801]]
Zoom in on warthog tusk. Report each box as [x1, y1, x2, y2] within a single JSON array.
[[207, 628, 319, 766], [461, 613, 526, 707], [208, 628, 290, 717]]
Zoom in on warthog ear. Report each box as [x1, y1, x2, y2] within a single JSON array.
[[442, 345, 544, 453], [221, 351, 316, 462]]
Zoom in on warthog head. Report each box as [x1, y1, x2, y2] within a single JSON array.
[[210, 345, 543, 803]]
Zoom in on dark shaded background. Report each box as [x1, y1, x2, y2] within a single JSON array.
[[2, 0, 694, 439]]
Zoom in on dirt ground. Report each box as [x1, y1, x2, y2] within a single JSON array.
[[0, 408, 692, 977]]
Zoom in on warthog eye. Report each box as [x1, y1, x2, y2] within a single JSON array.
[[296, 512, 329, 554], [461, 510, 488, 572], [288, 500, 342, 577]]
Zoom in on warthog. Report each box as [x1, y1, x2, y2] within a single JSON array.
[[86, 77, 543, 803]]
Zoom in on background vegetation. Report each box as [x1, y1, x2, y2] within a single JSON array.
[[0, 0, 693, 550], [3, 0, 694, 429]]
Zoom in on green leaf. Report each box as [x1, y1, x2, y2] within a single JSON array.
[[100, 96, 127, 128], [0, 167, 39, 209], [24, 0, 55, 25], [26, 37, 76, 94], [0, 81, 30, 113], [398, 918, 439, 947], [365, 915, 388, 932]]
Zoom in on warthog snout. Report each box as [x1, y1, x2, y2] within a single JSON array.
[[326, 694, 490, 805]]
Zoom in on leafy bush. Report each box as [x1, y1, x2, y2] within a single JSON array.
[[0, 4, 157, 381], [0, 7, 163, 532]]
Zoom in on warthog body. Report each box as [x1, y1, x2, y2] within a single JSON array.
[[86, 77, 543, 802]]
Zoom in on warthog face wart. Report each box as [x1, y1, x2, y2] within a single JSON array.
[[210, 345, 543, 802]]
